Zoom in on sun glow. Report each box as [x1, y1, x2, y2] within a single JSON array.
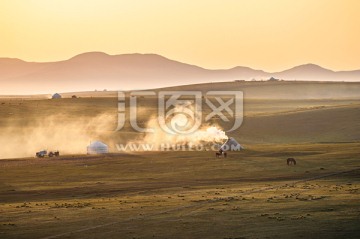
[[0, 0, 359, 71]]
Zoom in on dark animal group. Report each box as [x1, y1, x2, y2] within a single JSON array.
[[215, 149, 227, 158], [287, 157, 296, 165]]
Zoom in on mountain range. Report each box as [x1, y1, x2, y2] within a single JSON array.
[[0, 52, 359, 94]]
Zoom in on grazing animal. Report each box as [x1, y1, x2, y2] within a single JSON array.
[[287, 158, 297, 165], [215, 151, 227, 158]]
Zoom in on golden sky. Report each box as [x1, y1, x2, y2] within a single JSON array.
[[0, 0, 359, 71]]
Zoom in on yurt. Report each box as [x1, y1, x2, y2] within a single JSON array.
[[220, 137, 243, 151], [52, 93, 62, 99], [87, 141, 109, 154]]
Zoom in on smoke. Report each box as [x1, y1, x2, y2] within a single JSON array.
[[0, 113, 115, 159], [131, 103, 229, 150], [0, 102, 229, 157]]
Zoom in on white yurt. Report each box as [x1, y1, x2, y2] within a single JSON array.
[[87, 141, 109, 154], [220, 137, 244, 152], [52, 93, 62, 99]]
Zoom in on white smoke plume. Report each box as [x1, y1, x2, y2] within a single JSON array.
[[131, 103, 229, 150]]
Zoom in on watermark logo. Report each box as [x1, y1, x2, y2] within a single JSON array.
[[115, 143, 242, 152], [205, 91, 243, 132], [158, 91, 202, 134], [116, 90, 243, 133]]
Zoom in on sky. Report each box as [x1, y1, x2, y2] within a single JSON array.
[[0, 0, 359, 71]]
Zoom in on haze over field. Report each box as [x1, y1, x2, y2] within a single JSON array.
[[0, 83, 359, 159]]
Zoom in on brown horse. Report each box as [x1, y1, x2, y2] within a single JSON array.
[[287, 158, 296, 165]]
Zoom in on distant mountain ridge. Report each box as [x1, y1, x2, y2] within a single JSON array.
[[0, 52, 359, 94]]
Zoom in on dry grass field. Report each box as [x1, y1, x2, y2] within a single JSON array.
[[0, 81, 359, 238], [0, 144, 359, 239]]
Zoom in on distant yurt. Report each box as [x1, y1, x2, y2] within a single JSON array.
[[52, 93, 62, 99], [220, 137, 244, 152], [87, 141, 109, 154]]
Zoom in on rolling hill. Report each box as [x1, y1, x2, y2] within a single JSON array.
[[1, 52, 360, 94]]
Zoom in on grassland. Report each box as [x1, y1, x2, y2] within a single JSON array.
[[0, 143, 359, 239], [0, 81, 359, 238]]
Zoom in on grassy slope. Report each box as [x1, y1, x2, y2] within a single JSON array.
[[234, 104, 360, 144], [0, 97, 359, 145], [158, 81, 360, 99]]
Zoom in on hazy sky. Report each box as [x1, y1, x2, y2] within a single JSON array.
[[1, 0, 359, 71]]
